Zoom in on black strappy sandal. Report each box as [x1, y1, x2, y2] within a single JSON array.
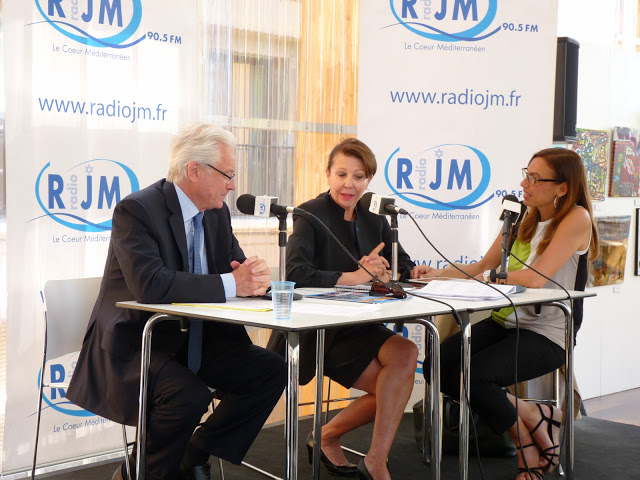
[[515, 443, 545, 480], [530, 403, 562, 472]]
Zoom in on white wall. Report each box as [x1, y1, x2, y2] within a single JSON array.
[[558, 0, 640, 399]]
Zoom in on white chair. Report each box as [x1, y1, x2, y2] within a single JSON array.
[[31, 277, 105, 478], [33, 278, 225, 480]]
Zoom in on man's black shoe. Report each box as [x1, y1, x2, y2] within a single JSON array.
[[179, 462, 212, 480]]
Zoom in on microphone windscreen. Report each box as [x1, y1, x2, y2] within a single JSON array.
[[502, 195, 522, 213], [502, 194, 519, 204], [236, 194, 256, 215], [360, 191, 374, 210], [500, 194, 523, 220]]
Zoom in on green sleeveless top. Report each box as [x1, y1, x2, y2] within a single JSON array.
[[491, 211, 589, 348]]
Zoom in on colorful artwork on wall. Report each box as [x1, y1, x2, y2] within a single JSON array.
[[609, 127, 640, 197], [589, 215, 632, 287], [571, 128, 610, 201]]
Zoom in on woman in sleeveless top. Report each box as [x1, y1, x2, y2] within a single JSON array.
[[412, 148, 599, 480]]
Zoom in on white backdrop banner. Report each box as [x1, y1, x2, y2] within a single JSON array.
[[3, 0, 199, 472], [358, 1, 559, 406]]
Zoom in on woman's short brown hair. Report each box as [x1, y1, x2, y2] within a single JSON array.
[[327, 138, 377, 178]]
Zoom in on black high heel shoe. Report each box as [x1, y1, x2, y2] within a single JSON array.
[[306, 432, 358, 477], [356, 459, 374, 480]]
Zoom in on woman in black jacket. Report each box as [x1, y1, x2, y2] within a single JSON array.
[[268, 139, 418, 480]]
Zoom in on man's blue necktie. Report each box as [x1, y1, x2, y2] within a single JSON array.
[[188, 212, 204, 373]]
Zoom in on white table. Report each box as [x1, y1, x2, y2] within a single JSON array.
[[117, 292, 453, 480], [118, 286, 594, 480]]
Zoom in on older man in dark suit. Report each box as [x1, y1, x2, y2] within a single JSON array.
[[67, 123, 287, 480]]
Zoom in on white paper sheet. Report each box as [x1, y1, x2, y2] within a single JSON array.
[[413, 279, 522, 301]]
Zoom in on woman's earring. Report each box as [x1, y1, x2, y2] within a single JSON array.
[[554, 195, 558, 208]]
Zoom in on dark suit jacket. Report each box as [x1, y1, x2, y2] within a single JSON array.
[[66, 179, 248, 425], [285, 192, 415, 286], [268, 192, 415, 384]]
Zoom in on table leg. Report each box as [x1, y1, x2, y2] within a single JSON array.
[[313, 330, 325, 480], [551, 301, 573, 479], [417, 318, 441, 480], [285, 332, 300, 480], [136, 313, 175, 480], [458, 312, 472, 480]]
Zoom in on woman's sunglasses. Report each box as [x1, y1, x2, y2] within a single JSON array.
[[369, 281, 407, 299]]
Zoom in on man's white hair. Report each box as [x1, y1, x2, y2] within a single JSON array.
[[166, 123, 236, 183]]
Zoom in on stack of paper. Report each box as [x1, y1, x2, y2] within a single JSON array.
[[413, 279, 523, 301]]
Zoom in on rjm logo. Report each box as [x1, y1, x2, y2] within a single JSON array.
[[39, 361, 94, 417], [34, 159, 140, 232], [34, 0, 145, 48], [384, 144, 493, 211], [389, 0, 500, 42]]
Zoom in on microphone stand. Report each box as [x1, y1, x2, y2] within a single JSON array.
[[389, 213, 399, 282], [492, 210, 525, 292], [271, 212, 302, 300], [495, 213, 513, 285], [388, 213, 405, 333], [277, 213, 287, 281]]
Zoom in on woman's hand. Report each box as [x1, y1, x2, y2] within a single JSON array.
[[411, 265, 443, 279], [359, 242, 391, 282]]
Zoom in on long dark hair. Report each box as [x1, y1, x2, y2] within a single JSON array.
[[518, 148, 599, 261]]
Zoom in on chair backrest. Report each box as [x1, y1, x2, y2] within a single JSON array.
[[43, 277, 102, 360], [572, 252, 588, 342]]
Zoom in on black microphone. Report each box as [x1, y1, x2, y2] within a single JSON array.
[[236, 194, 304, 301], [492, 195, 524, 284], [360, 192, 408, 215], [499, 194, 524, 223], [236, 194, 302, 217]]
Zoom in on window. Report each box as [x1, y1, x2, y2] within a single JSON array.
[[201, 0, 359, 217], [615, 0, 640, 52], [206, 50, 297, 212]]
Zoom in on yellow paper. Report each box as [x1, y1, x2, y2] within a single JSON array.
[[172, 301, 273, 312]]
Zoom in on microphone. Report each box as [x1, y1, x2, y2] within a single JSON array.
[[236, 194, 302, 217], [360, 192, 408, 215], [492, 195, 524, 284], [236, 193, 304, 301], [360, 192, 407, 282], [499, 194, 524, 223]]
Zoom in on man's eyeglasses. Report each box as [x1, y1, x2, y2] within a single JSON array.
[[369, 281, 407, 299], [521, 168, 561, 186], [203, 162, 236, 184]]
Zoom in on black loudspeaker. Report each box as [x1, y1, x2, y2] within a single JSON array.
[[553, 37, 580, 142]]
